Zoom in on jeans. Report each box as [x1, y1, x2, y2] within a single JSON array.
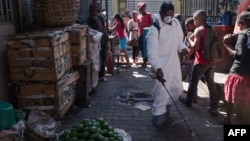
[[132, 45, 139, 61], [138, 35, 148, 64], [187, 64, 218, 110], [99, 43, 107, 78]]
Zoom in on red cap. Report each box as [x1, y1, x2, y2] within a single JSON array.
[[137, 2, 146, 10]]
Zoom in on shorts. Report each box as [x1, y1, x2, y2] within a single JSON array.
[[119, 37, 127, 50]]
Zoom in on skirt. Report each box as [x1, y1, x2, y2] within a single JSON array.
[[224, 74, 250, 104]]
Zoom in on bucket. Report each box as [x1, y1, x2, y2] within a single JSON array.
[[143, 27, 150, 57], [222, 11, 232, 25], [0, 101, 17, 130]]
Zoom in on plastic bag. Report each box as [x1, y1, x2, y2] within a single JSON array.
[[114, 128, 132, 141]]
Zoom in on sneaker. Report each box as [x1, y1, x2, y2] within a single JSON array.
[[179, 94, 192, 107], [152, 114, 166, 128], [100, 77, 108, 82], [208, 109, 218, 117], [142, 63, 147, 68]]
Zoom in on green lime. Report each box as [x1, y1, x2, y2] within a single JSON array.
[[88, 126, 98, 133], [88, 133, 99, 139]]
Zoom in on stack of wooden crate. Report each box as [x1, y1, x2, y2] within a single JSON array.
[[6, 29, 79, 120], [67, 24, 92, 107], [68, 24, 88, 66]]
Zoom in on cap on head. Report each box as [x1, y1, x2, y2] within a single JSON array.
[[137, 2, 146, 10]]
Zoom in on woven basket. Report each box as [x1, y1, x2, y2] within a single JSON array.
[[31, 0, 80, 27]]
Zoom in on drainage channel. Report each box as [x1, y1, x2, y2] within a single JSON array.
[[115, 89, 153, 110]]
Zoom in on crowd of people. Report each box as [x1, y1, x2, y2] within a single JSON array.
[[87, 0, 250, 128]]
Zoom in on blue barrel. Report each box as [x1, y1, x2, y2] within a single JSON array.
[[143, 27, 150, 57], [222, 11, 232, 25]]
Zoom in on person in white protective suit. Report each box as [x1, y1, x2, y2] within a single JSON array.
[[146, 1, 188, 128]]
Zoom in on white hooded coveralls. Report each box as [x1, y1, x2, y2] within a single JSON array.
[[146, 17, 187, 116]]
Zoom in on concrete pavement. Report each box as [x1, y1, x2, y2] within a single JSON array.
[[61, 47, 228, 141]]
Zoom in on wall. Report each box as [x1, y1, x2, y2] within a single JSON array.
[[0, 24, 15, 103]]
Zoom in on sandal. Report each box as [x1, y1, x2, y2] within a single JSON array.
[[179, 94, 192, 107]]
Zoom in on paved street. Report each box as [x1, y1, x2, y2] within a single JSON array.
[[61, 47, 227, 141]]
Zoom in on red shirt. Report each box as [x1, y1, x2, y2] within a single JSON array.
[[137, 12, 153, 36], [115, 22, 127, 39], [194, 28, 211, 65], [194, 51, 210, 65]]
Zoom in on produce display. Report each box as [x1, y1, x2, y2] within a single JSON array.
[[59, 118, 123, 141]]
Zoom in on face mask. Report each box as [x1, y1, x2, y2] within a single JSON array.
[[163, 16, 172, 24]]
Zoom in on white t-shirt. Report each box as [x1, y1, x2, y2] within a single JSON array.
[[127, 19, 138, 41]]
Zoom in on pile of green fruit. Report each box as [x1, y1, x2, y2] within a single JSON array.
[[59, 118, 123, 141]]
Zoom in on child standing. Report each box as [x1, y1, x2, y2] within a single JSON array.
[[109, 14, 131, 67], [128, 11, 139, 64]]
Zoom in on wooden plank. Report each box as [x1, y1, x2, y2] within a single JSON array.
[[6, 31, 69, 48], [7, 40, 71, 60], [69, 24, 88, 43], [15, 70, 79, 96], [17, 84, 57, 95], [9, 52, 72, 81], [57, 92, 75, 120], [72, 49, 87, 66], [8, 50, 72, 69], [16, 71, 78, 120], [71, 35, 87, 52], [57, 70, 79, 90], [8, 59, 55, 68]]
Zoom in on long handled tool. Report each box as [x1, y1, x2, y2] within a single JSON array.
[[150, 71, 195, 136], [161, 81, 195, 137]]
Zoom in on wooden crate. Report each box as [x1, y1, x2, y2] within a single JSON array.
[[75, 61, 92, 107], [0, 131, 20, 141], [16, 70, 79, 120], [72, 49, 87, 67], [68, 24, 89, 66], [6, 30, 72, 81]]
